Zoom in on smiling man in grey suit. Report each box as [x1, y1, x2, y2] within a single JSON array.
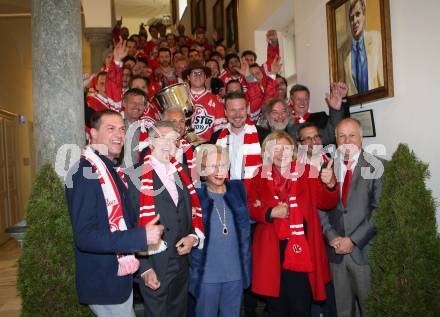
[[324, 118, 386, 317]]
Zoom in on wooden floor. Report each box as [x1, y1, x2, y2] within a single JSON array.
[[0, 239, 21, 317]]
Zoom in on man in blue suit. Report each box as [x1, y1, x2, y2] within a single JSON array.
[[66, 109, 164, 316]]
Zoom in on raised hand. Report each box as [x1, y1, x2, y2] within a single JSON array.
[[116, 16, 122, 28], [266, 29, 278, 44], [320, 159, 336, 188], [113, 36, 128, 62], [145, 215, 164, 245], [270, 55, 283, 75], [336, 82, 348, 98], [83, 73, 95, 88], [325, 82, 344, 110], [212, 30, 218, 42], [236, 57, 250, 77]]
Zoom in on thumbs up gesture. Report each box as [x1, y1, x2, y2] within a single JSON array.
[[320, 160, 336, 188], [145, 215, 164, 245]]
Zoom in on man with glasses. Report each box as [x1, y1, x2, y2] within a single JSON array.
[[289, 83, 349, 145], [184, 61, 227, 142], [297, 122, 338, 317]]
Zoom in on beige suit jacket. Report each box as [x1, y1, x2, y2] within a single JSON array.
[[342, 31, 384, 95]]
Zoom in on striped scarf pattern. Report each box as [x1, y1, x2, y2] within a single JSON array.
[[216, 124, 262, 180], [138, 149, 205, 252], [82, 146, 140, 276], [265, 163, 313, 272]]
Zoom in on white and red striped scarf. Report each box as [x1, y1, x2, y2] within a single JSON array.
[[138, 112, 160, 154], [82, 146, 140, 276], [293, 112, 311, 124], [264, 163, 313, 272], [180, 138, 196, 175], [138, 149, 205, 251], [215, 124, 262, 180]]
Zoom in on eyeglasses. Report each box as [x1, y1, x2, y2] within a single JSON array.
[[203, 163, 229, 170], [190, 70, 205, 77]]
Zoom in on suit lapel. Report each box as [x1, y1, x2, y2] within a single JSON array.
[[174, 173, 192, 224], [346, 150, 366, 206]]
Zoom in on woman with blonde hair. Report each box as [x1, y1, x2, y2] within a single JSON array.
[[248, 131, 338, 316]]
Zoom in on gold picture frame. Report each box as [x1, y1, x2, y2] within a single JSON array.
[[326, 0, 394, 105]]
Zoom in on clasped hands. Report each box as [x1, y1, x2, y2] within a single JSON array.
[[330, 236, 354, 254]]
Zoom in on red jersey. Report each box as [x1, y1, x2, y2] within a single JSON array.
[[219, 71, 247, 92], [190, 90, 227, 141]]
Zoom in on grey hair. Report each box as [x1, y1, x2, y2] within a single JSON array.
[[161, 107, 185, 120], [147, 120, 177, 138]]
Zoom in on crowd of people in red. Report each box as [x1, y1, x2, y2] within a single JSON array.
[[71, 14, 385, 317]]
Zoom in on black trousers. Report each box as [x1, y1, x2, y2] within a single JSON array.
[[139, 257, 189, 317], [266, 240, 312, 317]]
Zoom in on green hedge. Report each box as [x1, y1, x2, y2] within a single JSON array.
[[17, 164, 92, 316], [367, 144, 440, 316]]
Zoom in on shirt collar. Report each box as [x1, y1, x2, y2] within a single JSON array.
[[150, 155, 176, 177], [337, 150, 361, 168], [227, 123, 246, 136], [352, 34, 365, 52]]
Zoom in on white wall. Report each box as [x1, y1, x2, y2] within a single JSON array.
[[293, 0, 440, 227]]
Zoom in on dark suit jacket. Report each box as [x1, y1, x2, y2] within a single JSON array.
[[66, 156, 147, 305], [324, 150, 386, 265], [126, 168, 195, 281]]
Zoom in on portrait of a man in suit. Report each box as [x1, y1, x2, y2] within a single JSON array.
[[339, 0, 384, 95]]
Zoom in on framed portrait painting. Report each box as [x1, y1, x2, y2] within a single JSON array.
[[226, 0, 239, 51], [326, 0, 393, 105]]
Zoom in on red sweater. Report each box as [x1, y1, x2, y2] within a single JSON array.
[[248, 164, 338, 301]]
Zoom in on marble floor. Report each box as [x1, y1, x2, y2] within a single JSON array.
[[0, 239, 21, 317]]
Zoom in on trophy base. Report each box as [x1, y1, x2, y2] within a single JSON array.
[[185, 131, 206, 147]]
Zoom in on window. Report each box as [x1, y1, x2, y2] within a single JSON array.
[[179, 0, 188, 20]]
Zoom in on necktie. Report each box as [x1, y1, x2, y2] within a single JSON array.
[[341, 160, 353, 207], [356, 41, 362, 92]]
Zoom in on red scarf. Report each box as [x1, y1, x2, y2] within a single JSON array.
[[293, 111, 311, 124], [138, 149, 205, 250], [215, 124, 262, 180], [264, 162, 313, 272], [82, 146, 139, 275]]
